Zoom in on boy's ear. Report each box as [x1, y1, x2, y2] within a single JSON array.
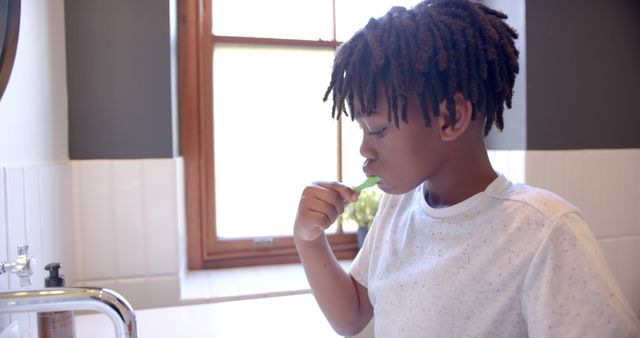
[[437, 93, 473, 141]]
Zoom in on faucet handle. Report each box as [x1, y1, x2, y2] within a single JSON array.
[[14, 245, 34, 287], [17, 245, 29, 256]]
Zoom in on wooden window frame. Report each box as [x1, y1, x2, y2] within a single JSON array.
[[179, 0, 358, 269]]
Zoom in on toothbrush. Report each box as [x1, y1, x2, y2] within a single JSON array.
[[353, 176, 381, 192]]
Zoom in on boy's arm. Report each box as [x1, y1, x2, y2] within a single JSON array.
[[294, 182, 374, 336]]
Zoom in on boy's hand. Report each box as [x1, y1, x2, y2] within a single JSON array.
[[294, 181, 359, 243]]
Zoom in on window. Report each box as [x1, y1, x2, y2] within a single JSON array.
[[179, 0, 416, 269]]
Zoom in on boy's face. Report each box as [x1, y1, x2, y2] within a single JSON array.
[[354, 92, 448, 195]]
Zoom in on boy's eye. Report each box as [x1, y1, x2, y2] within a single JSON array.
[[368, 127, 387, 137]]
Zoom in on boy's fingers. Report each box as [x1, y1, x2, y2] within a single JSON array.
[[308, 198, 339, 225], [303, 210, 332, 229], [316, 181, 358, 203]]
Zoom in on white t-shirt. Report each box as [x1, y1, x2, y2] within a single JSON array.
[[350, 174, 639, 337]]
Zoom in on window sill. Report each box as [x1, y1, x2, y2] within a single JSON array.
[[179, 260, 352, 305]]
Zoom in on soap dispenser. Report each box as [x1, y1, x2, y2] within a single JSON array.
[[37, 263, 76, 338]]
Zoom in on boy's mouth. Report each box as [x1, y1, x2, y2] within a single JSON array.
[[354, 176, 381, 192]]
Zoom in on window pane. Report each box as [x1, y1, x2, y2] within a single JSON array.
[[213, 44, 337, 239], [335, 0, 420, 41], [341, 118, 366, 233], [212, 0, 334, 41]]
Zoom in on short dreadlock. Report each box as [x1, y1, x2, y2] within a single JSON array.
[[323, 0, 519, 136]]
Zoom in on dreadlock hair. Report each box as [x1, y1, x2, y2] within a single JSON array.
[[323, 0, 519, 136]]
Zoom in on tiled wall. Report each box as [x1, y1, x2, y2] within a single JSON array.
[[71, 158, 185, 310], [0, 162, 74, 336], [1, 159, 184, 308]]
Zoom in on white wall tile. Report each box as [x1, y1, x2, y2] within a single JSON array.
[[509, 151, 526, 184], [116, 277, 148, 310], [0, 162, 73, 336], [175, 158, 187, 276], [524, 151, 546, 187], [69, 158, 184, 309], [76, 279, 117, 291], [543, 151, 568, 198], [577, 151, 608, 237], [5, 167, 27, 289], [72, 163, 84, 282], [58, 164, 75, 286], [39, 164, 74, 285], [1, 163, 74, 292], [80, 276, 182, 310], [113, 161, 146, 278], [76, 161, 116, 280], [615, 150, 640, 236], [561, 151, 587, 213], [24, 166, 43, 288], [599, 237, 640, 317], [142, 159, 179, 275], [592, 150, 624, 238]]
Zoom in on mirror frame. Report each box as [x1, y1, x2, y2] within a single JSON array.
[[0, 0, 21, 100]]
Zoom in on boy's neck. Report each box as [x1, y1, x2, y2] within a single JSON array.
[[424, 146, 497, 208], [425, 170, 497, 208]]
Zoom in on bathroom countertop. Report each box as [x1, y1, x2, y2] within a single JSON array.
[[75, 293, 343, 338]]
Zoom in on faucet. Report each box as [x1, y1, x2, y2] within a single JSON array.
[[0, 287, 137, 338], [0, 245, 35, 287]]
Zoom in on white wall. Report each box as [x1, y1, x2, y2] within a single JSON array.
[[0, 1, 73, 336], [72, 158, 185, 310], [0, 0, 68, 163], [0, 163, 73, 336]]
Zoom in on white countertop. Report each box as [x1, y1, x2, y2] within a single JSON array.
[[76, 293, 343, 338]]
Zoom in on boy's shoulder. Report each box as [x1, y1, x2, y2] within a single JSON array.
[[496, 182, 581, 221]]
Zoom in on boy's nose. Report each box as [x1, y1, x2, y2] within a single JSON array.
[[359, 139, 377, 160]]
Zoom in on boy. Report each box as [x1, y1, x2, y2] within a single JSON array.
[[293, 0, 640, 337]]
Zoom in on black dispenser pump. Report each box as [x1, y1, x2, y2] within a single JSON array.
[[38, 262, 76, 338], [44, 262, 65, 287]]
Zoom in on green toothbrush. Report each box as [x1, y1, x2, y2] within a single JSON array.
[[353, 176, 381, 192]]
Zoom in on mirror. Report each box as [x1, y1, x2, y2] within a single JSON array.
[[0, 0, 20, 100]]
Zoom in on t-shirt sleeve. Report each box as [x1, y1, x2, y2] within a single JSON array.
[[349, 238, 370, 288], [349, 192, 392, 288], [522, 212, 640, 337]]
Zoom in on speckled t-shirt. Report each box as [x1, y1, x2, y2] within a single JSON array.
[[350, 174, 639, 337]]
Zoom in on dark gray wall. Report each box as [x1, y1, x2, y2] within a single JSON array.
[[526, 0, 640, 150], [65, 0, 639, 156], [66, 0, 176, 159]]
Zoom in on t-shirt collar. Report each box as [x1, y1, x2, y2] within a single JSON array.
[[418, 173, 512, 218]]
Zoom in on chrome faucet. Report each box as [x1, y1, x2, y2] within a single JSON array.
[[0, 245, 34, 287], [0, 287, 137, 338]]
